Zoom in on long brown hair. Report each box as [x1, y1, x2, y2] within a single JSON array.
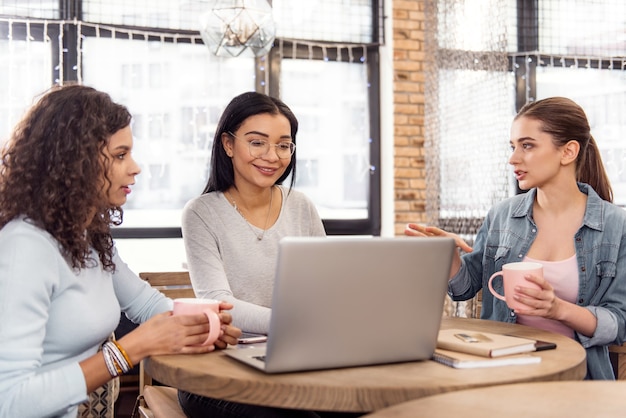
[[0, 84, 132, 271], [515, 97, 613, 202]]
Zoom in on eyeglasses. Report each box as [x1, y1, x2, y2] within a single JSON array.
[[228, 132, 296, 160]]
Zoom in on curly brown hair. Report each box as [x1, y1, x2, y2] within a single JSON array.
[[0, 84, 132, 271]]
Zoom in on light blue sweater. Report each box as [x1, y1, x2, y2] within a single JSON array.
[[0, 218, 172, 418]]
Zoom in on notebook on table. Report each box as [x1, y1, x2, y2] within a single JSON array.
[[437, 329, 537, 358], [224, 236, 455, 373]]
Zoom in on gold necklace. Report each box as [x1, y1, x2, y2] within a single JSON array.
[[224, 187, 274, 241]]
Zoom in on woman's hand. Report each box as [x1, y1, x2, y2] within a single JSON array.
[[214, 301, 242, 349], [119, 311, 218, 365], [405, 223, 473, 253], [512, 274, 597, 337], [405, 223, 472, 279], [512, 274, 561, 319], [119, 301, 243, 366]]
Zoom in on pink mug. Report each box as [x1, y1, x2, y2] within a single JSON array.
[[488, 262, 543, 310], [173, 298, 221, 346]]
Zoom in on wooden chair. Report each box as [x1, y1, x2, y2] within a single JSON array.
[[473, 289, 483, 319], [134, 271, 194, 418], [139, 271, 195, 300], [609, 343, 626, 380], [135, 386, 187, 418]]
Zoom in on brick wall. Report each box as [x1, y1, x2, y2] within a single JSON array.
[[392, 0, 427, 236]]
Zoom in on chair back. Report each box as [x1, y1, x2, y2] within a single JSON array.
[[139, 271, 195, 299], [137, 271, 194, 395], [136, 386, 187, 418]]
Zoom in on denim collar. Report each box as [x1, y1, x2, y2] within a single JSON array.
[[510, 182, 604, 232]]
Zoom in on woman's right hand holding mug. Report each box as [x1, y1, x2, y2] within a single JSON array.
[[117, 310, 218, 367]]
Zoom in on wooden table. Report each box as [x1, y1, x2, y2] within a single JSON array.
[[144, 317, 586, 413], [364, 381, 626, 417]]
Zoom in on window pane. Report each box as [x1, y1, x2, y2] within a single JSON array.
[[0, 38, 52, 143], [537, 67, 626, 206], [273, 0, 374, 43], [538, 0, 625, 56], [83, 0, 207, 30], [436, 69, 515, 218], [436, 0, 516, 53], [281, 59, 370, 220], [82, 36, 254, 228], [0, 1, 59, 19], [84, 0, 378, 43]]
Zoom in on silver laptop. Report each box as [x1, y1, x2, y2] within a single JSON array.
[[225, 236, 455, 373]]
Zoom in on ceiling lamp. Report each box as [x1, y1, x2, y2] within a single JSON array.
[[199, 0, 276, 58]]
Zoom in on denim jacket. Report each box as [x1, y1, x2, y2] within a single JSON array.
[[449, 183, 626, 379]]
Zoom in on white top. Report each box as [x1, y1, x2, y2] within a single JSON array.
[[0, 218, 172, 418], [181, 186, 326, 334]]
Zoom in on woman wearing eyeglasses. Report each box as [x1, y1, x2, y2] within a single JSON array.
[[182, 91, 325, 330], [179, 92, 327, 416]]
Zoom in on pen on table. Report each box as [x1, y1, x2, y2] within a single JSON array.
[[454, 333, 484, 343]]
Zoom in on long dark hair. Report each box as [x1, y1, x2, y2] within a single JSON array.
[[202, 91, 298, 194], [515, 97, 613, 202], [0, 84, 132, 271]]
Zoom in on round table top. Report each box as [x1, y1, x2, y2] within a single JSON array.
[[363, 381, 626, 417], [144, 317, 586, 413]]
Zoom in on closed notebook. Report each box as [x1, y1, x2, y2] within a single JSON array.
[[432, 348, 541, 369], [437, 329, 537, 358]]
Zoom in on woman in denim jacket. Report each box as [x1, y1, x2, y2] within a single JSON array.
[[406, 97, 626, 379]]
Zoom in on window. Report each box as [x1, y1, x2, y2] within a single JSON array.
[[427, 0, 626, 239], [0, 26, 53, 138], [427, 0, 516, 236], [81, 35, 255, 229], [0, 0, 384, 238], [528, 0, 626, 205], [281, 57, 374, 222]]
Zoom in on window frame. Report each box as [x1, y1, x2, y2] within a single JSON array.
[[0, 0, 384, 238]]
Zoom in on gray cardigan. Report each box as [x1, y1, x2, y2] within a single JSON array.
[[181, 186, 326, 334]]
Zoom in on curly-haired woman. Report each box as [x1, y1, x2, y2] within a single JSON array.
[[0, 84, 241, 418]]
